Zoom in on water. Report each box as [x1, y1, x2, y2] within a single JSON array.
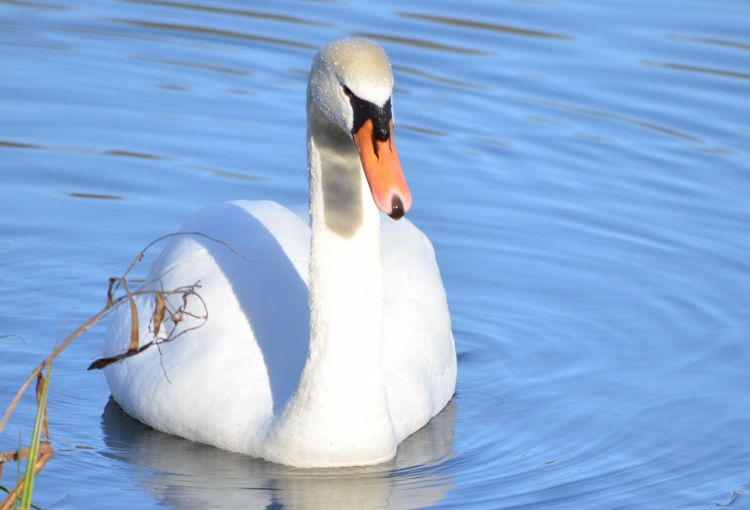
[[1, 0, 749, 508]]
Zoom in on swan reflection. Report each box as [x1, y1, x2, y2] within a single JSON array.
[[101, 398, 456, 509]]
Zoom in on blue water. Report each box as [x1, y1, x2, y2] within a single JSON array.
[[2, 1, 749, 508]]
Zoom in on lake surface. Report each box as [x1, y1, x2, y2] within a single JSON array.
[[1, 0, 749, 508]]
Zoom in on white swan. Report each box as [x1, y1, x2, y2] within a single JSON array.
[[103, 38, 456, 468]]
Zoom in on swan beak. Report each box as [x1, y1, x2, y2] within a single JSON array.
[[352, 119, 413, 220]]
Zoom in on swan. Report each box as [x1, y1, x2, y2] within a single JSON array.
[[103, 37, 456, 468]]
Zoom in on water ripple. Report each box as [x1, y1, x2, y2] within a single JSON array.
[[2, 0, 749, 508], [68, 192, 124, 201], [0, 139, 41, 149], [395, 11, 573, 40], [353, 31, 489, 56], [0, 0, 68, 10], [668, 34, 750, 52], [123, 0, 330, 27], [514, 95, 704, 142], [102, 149, 163, 160], [394, 64, 484, 90], [115, 19, 316, 49], [641, 59, 750, 81], [187, 165, 265, 182], [399, 123, 449, 138], [132, 54, 252, 76]]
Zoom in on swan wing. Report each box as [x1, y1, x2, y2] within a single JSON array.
[[104, 200, 311, 455], [381, 218, 457, 441]]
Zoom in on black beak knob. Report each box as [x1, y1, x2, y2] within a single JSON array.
[[390, 195, 405, 220]]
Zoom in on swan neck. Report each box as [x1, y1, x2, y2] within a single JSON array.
[[305, 100, 386, 393], [306, 103, 385, 364], [263, 100, 395, 466]]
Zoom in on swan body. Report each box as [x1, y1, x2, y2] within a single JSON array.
[[103, 38, 456, 468]]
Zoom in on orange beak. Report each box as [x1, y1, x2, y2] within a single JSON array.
[[352, 119, 412, 219]]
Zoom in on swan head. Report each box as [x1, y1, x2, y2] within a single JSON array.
[[309, 38, 412, 220]]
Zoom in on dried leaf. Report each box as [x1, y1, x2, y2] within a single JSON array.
[[0, 443, 53, 464], [106, 277, 116, 307], [34, 372, 42, 401], [34, 370, 50, 442], [0, 447, 53, 510], [116, 278, 140, 353], [87, 342, 154, 371], [86, 357, 114, 371], [153, 292, 166, 338]]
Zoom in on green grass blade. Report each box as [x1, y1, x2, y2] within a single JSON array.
[[19, 365, 51, 510]]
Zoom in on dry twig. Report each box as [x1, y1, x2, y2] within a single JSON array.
[[0, 230, 241, 508]]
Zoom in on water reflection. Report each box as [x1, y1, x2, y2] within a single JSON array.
[[116, 19, 316, 49], [132, 55, 252, 76], [0, 0, 68, 11], [641, 59, 750, 81], [353, 31, 488, 56], [102, 149, 163, 160], [101, 398, 456, 509], [68, 192, 124, 200], [393, 64, 484, 90], [0, 140, 41, 149], [668, 34, 750, 53], [514, 95, 703, 142], [187, 165, 265, 182], [395, 11, 573, 40], [399, 123, 449, 138], [123, 0, 331, 27]]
